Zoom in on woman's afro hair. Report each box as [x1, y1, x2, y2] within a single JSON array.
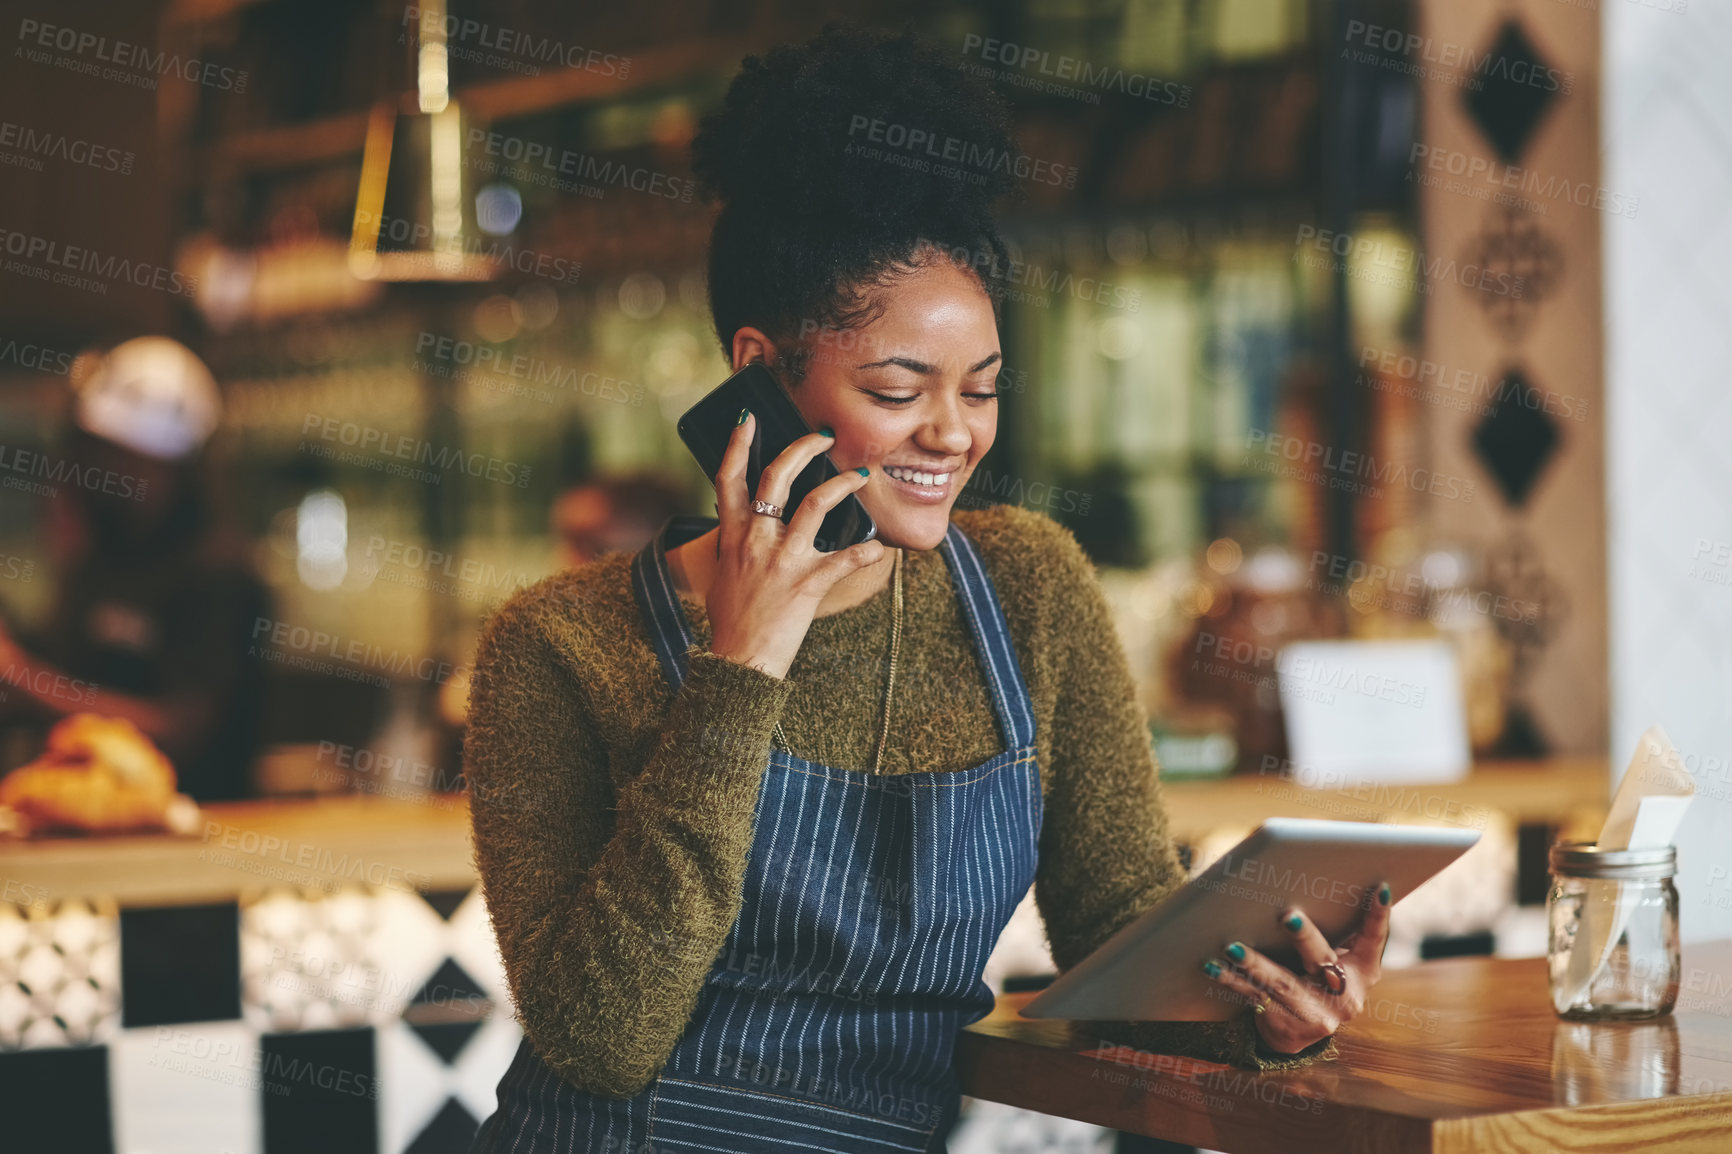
[[689, 21, 1022, 383]]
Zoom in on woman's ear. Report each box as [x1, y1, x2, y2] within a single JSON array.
[[730, 327, 777, 373]]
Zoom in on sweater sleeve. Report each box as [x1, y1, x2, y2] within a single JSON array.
[[463, 595, 795, 1098], [1027, 517, 1336, 1071]]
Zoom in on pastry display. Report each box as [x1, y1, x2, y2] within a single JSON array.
[[0, 714, 200, 836]]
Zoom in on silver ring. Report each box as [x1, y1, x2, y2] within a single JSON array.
[[1317, 961, 1348, 996], [750, 499, 784, 518]]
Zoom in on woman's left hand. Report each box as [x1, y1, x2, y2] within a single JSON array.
[[1202, 880, 1393, 1055]]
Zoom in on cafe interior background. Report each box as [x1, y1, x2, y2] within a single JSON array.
[[0, 0, 1726, 1150]]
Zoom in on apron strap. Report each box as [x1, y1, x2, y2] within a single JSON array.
[[632, 516, 1037, 753], [630, 514, 714, 693], [938, 523, 1038, 752]]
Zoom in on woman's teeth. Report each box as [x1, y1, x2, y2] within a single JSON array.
[[884, 465, 950, 488]]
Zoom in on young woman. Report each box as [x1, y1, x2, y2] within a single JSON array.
[[465, 23, 1391, 1154]]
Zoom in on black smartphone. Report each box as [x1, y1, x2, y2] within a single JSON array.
[[676, 362, 877, 552]]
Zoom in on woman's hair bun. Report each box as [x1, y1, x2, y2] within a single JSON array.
[[690, 22, 1020, 230]]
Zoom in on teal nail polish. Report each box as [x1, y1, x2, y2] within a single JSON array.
[[1202, 959, 1222, 979], [737, 407, 750, 425], [1225, 941, 1246, 963], [1284, 913, 1304, 932], [1378, 883, 1392, 906], [819, 426, 835, 438], [855, 466, 870, 477]]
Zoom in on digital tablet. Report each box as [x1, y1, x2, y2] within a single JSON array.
[[1018, 817, 1480, 1022]]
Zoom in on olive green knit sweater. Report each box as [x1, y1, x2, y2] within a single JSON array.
[[463, 503, 1335, 1099]]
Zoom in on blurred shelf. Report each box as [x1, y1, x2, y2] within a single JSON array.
[[1161, 755, 1608, 842]]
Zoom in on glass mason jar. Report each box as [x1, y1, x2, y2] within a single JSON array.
[[1548, 842, 1680, 1021]]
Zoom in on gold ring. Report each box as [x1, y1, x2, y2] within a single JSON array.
[[1253, 997, 1270, 1016]]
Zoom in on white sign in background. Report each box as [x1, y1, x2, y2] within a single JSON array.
[[1277, 639, 1472, 785]]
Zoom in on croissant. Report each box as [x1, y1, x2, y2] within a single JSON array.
[[0, 713, 185, 833]]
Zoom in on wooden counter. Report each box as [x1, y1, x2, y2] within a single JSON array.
[[1160, 756, 1608, 842], [0, 795, 477, 908], [0, 758, 1606, 908], [956, 941, 1732, 1153]]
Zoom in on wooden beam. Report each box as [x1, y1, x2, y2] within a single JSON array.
[[213, 32, 763, 174]]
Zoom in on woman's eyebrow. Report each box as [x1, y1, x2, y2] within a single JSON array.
[[855, 351, 1003, 374]]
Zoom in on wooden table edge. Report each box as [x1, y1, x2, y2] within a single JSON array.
[[1429, 1091, 1732, 1154]]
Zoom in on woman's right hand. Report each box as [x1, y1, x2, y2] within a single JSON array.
[[705, 409, 888, 679]]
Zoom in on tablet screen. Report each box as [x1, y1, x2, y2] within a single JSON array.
[[1019, 818, 1480, 1022]]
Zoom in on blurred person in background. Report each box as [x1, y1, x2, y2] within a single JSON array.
[[434, 470, 685, 744], [0, 337, 270, 802], [551, 471, 687, 569]]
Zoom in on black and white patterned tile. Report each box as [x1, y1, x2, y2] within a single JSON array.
[[0, 882, 524, 1154], [0, 897, 121, 1051]]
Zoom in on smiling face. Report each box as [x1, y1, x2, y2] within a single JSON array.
[[732, 254, 1001, 552]]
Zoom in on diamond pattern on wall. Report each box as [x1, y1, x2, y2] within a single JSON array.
[[1482, 531, 1572, 758], [1484, 531, 1572, 655], [1463, 20, 1563, 163], [1460, 205, 1564, 342], [1472, 367, 1562, 506]]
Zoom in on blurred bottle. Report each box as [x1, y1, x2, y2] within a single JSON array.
[[1339, 534, 1514, 754], [1163, 543, 1344, 776]]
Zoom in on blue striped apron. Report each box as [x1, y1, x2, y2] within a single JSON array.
[[473, 514, 1043, 1154]]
